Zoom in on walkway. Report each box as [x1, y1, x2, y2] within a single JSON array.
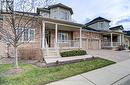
[[45, 55, 92, 64], [47, 59, 130, 85]]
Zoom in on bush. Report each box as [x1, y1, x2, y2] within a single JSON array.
[[128, 46, 130, 50], [60, 50, 87, 57]]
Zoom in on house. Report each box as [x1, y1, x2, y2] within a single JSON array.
[[84, 17, 130, 49], [0, 3, 83, 60], [0, 3, 130, 60]]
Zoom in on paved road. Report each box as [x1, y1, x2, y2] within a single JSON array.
[[47, 59, 130, 85], [87, 50, 130, 62]]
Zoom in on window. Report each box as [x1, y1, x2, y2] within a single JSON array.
[[61, 11, 68, 20], [58, 32, 68, 42], [1, 0, 14, 13], [17, 28, 35, 42], [101, 22, 103, 28], [53, 10, 57, 19]]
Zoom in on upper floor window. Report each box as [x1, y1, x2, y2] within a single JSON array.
[[101, 22, 103, 28], [53, 10, 57, 19], [17, 28, 35, 42], [61, 11, 68, 20]]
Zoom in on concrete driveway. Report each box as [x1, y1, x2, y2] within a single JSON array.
[[87, 50, 130, 62]]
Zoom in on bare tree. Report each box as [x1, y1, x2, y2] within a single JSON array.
[[0, 0, 55, 68]]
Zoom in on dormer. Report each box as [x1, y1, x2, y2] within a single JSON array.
[[37, 3, 73, 21], [85, 17, 111, 30]]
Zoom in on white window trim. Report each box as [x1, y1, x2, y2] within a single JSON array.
[[17, 27, 35, 42], [58, 32, 69, 43]]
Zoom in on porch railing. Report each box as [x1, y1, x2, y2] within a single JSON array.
[[101, 42, 121, 47], [57, 40, 80, 48]]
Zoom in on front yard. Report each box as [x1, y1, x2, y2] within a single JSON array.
[[0, 58, 115, 85]]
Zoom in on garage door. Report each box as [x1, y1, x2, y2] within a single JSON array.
[[82, 38, 101, 50]]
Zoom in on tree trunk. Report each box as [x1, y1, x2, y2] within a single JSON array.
[[14, 46, 19, 68]]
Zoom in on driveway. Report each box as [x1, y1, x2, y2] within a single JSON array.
[[87, 49, 130, 62]]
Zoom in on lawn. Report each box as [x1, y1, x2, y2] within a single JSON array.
[[0, 58, 115, 85]]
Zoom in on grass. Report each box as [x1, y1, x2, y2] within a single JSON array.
[[0, 58, 115, 85]]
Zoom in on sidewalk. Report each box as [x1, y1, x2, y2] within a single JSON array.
[[47, 59, 130, 85]]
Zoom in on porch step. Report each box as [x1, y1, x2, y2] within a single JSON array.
[[43, 48, 61, 58]]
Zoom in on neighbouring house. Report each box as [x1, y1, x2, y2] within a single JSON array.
[[84, 17, 130, 49], [0, 3, 130, 60]]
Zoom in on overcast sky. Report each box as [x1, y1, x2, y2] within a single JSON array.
[[56, 0, 130, 30]]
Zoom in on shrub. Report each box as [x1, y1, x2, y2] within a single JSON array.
[[60, 50, 87, 57], [128, 46, 130, 50]]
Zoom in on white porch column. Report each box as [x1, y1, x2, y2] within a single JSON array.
[[55, 23, 58, 48], [79, 27, 82, 48], [122, 34, 125, 45], [111, 33, 113, 47], [42, 21, 45, 48], [119, 34, 122, 45]]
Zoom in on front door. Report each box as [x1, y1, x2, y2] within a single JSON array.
[[45, 30, 51, 47]]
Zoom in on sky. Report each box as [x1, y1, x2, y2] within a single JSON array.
[[56, 0, 130, 30]]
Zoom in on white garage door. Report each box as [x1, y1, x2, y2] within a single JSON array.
[[82, 38, 101, 50]]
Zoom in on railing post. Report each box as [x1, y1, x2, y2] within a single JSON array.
[[111, 33, 113, 47]]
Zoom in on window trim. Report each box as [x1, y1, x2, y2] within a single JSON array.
[[58, 32, 69, 43], [17, 27, 35, 42]]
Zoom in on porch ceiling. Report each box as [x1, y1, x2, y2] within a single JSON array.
[[42, 17, 83, 27], [45, 23, 80, 31], [102, 33, 120, 36]]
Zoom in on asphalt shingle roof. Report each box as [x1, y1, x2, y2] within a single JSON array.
[[109, 25, 124, 30], [48, 3, 73, 14], [123, 31, 130, 36], [85, 17, 111, 26]]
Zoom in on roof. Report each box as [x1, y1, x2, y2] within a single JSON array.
[[42, 17, 83, 27], [109, 25, 124, 30], [37, 8, 50, 14], [48, 3, 73, 14], [83, 26, 98, 31], [83, 25, 115, 33], [15, 11, 39, 16], [123, 31, 130, 36], [85, 17, 111, 26]]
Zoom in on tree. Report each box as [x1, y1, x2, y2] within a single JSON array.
[[0, 0, 55, 68]]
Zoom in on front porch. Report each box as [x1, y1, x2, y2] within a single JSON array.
[[101, 32, 124, 49], [42, 18, 83, 57]]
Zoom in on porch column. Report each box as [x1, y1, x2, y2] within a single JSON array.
[[55, 23, 58, 48], [119, 34, 122, 45], [122, 34, 125, 45], [111, 33, 113, 47], [42, 21, 45, 48], [79, 27, 82, 48]]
